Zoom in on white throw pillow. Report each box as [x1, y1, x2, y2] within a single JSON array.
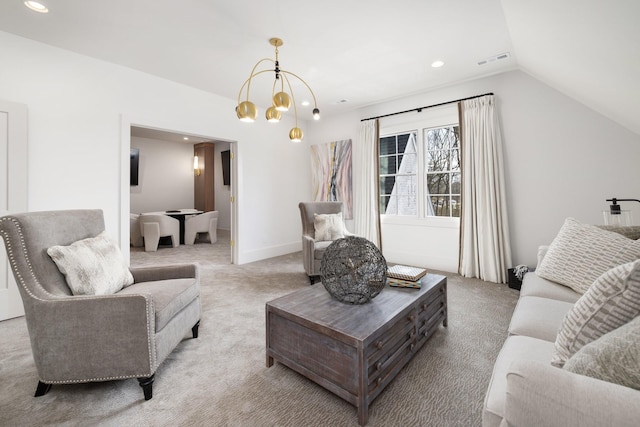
[[313, 212, 345, 241], [536, 217, 640, 294], [563, 315, 640, 390], [551, 259, 640, 367], [47, 231, 134, 295]]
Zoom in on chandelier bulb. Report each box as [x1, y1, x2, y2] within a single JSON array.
[[273, 91, 291, 112], [236, 101, 257, 122], [312, 108, 320, 120], [289, 127, 303, 142], [265, 106, 282, 123]]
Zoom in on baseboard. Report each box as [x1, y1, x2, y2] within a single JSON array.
[[238, 241, 301, 264]]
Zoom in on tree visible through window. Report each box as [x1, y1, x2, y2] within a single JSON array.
[[424, 126, 460, 217], [379, 124, 460, 217]]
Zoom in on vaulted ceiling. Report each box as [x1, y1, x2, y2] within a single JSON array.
[[1, 0, 638, 135]]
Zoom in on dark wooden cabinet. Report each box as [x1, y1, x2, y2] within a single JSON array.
[[194, 142, 215, 212], [266, 274, 447, 425]]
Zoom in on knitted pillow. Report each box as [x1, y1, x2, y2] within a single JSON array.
[[313, 212, 345, 241], [47, 231, 134, 295], [564, 315, 640, 390], [551, 259, 640, 367], [537, 217, 640, 294]]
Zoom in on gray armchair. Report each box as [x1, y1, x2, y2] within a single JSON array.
[[298, 201, 348, 284], [0, 209, 201, 400]]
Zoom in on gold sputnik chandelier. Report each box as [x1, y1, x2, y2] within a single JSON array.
[[236, 38, 320, 142]]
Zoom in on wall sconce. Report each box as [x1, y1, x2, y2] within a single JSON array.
[[603, 197, 640, 226], [194, 155, 201, 176]]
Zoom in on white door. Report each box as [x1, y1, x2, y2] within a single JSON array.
[[0, 100, 28, 321]]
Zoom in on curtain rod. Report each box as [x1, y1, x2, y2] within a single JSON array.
[[360, 92, 494, 122]]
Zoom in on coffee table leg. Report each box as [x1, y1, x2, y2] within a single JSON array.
[[358, 400, 369, 426]]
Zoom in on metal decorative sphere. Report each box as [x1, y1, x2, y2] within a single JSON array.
[[320, 236, 387, 304]]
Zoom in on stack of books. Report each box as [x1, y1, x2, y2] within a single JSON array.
[[387, 265, 427, 289]]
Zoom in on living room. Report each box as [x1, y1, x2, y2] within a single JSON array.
[[1, 1, 639, 426]]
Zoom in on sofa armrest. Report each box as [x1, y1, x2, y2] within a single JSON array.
[[301, 235, 316, 274], [29, 294, 156, 382], [130, 263, 198, 283], [505, 360, 640, 427]]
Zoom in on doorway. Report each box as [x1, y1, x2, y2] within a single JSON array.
[[120, 117, 238, 264]]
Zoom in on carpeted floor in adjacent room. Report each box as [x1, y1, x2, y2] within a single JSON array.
[[0, 231, 519, 426]]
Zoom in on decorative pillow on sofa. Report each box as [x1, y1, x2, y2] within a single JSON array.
[[551, 259, 640, 368], [536, 217, 640, 294], [563, 315, 640, 391], [314, 212, 345, 241], [47, 231, 134, 295]]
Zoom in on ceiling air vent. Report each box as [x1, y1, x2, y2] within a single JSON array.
[[477, 52, 511, 66]]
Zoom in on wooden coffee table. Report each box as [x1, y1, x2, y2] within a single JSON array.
[[266, 273, 447, 425]]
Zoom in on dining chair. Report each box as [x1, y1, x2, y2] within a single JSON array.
[[184, 211, 219, 245], [138, 214, 180, 251]]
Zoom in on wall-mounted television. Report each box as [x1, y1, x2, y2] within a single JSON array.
[[221, 150, 231, 186], [130, 148, 140, 186]]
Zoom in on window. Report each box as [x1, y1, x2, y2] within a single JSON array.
[[379, 132, 417, 215], [379, 120, 460, 218], [424, 126, 460, 217]]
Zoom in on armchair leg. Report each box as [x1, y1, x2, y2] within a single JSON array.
[[34, 381, 52, 397], [138, 375, 154, 401], [192, 321, 200, 338]]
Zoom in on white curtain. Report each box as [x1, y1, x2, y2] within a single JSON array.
[[458, 95, 512, 283], [353, 119, 382, 248]]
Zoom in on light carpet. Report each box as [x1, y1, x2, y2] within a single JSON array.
[[0, 231, 518, 426]]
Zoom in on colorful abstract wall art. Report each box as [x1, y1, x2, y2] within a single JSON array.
[[310, 139, 353, 219]]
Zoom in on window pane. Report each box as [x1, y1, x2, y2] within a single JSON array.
[[430, 196, 451, 216], [379, 155, 397, 175], [383, 195, 397, 215], [451, 195, 460, 217], [427, 173, 450, 194], [451, 172, 460, 194], [380, 196, 391, 214], [399, 153, 417, 174], [380, 136, 396, 155], [379, 176, 395, 196], [451, 147, 460, 170], [426, 150, 450, 172], [397, 133, 410, 153], [396, 195, 417, 215]]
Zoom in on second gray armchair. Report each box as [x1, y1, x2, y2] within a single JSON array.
[[298, 201, 349, 284]]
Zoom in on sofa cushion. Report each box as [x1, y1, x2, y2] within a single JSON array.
[[520, 273, 581, 304], [508, 296, 574, 341], [536, 217, 640, 294], [483, 335, 556, 427], [118, 278, 199, 332], [47, 231, 134, 296], [313, 212, 345, 241], [564, 315, 640, 390], [313, 240, 333, 260], [551, 259, 640, 367]]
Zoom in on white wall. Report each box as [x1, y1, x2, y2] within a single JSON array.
[[0, 30, 309, 264], [308, 70, 640, 270], [130, 136, 194, 214]]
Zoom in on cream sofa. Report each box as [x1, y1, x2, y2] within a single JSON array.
[[483, 224, 640, 427]]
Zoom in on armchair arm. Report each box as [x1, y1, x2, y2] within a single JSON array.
[[28, 294, 156, 383], [130, 263, 198, 283], [504, 360, 640, 427], [301, 235, 316, 275]]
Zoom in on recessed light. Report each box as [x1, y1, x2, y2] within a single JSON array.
[[24, 1, 48, 13], [183, 137, 189, 141], [431, 60, 445, 68], [301, 100, 310, 107]]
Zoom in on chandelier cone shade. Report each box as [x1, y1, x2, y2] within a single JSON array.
[[236, 37, 320, 142]]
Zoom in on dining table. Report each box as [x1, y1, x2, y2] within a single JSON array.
[[142, 209, 203, 244]]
